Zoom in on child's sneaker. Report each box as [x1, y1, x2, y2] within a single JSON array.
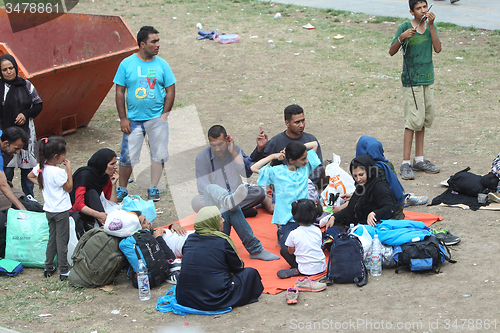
[[116, 189, 128, 203], [295, 276, 326, 292], [400, 163, 415, 180], [277, 268, 300, 279], [404, 193, 429, 207], [44, 267, 57, 278], [412, 159, 440, 174], [147, 187, 161, 202], [285, 287, 299, 305]]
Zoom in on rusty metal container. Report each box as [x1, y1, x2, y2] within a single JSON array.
[[0, 9, 138, 137]]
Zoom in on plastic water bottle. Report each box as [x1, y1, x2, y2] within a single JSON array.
[[137, 259, 151, 301], [370, 234, 382, 276], [348, 223, 355, 234]]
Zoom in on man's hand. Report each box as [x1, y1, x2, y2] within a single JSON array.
[[153, 228, 166, 238], [160, 112, 169, 122], [120, 118, 131, 134], [170, 223, 187, 236], [227, 133, 236, 155], [256, 125, 268, 152]]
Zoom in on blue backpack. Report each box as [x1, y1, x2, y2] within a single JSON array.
[[322, 233, 368, 286], [393, 235, 456, 273]]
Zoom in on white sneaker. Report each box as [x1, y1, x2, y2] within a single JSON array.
[[488, 192, 500, 203], [404, 193, 428, 207]]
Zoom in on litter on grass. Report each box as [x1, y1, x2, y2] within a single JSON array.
[[303, 23, 316, 29]]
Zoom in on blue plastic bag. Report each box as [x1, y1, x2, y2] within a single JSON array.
[[122, 195, 157, 223]]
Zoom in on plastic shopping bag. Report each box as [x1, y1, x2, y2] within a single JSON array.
[[350, 224, 373, 260], [122, 195, 157, 223], [320, 153, 355, 210], [5, 209, 50, 268], [103, 210, 142, 238]]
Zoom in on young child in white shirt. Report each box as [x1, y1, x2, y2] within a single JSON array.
[[277, 199, 326, 279], [28, 136, 72, 281]]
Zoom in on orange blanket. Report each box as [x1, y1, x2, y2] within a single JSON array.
[[160, 209, 443, 295]]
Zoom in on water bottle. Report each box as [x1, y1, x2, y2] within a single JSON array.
[[348, 223, 355, 234], [370, 234, 382, 277], [364, 246, 372, 271], [137, 258, 151, 301]]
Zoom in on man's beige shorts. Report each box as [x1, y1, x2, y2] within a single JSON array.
[[403, 84, 435, 131]]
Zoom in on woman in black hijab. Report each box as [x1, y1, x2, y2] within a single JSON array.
[[0, 54, 43, 198], [325, 154, 396, 231], [70, 149, 119, 228]]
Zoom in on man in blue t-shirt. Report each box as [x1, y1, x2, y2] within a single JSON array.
[[113, 26, 176, 202]]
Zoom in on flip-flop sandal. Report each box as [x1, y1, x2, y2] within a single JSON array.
[[285, 287, 299, 305], [277, 268, 300, 279], [450, 0, 460, 3]]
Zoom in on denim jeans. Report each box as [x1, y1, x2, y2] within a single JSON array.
[[4, 167, 34, 197], [277, 221, 300, 249], [203, 184, 263, 254]]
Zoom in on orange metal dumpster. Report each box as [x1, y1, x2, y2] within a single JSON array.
[[0, 9, 138, 137]]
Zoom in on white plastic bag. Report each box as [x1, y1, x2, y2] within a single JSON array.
[[67, 216, 78, 266], [103, 210, 141, 238], [100, 192, 122, 214], [320, 153, 356, 209], [350, 224, 373, 260]]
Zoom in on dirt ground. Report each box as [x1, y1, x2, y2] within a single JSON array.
[[1, 0, 500, 332]]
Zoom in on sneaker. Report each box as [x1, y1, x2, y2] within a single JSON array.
[[44, 267, 57, 278], [488, 192, 500, 203], [412, 159, 440, 174], [166, 270, 180, 285], [404, 193, 429, 207], [433, 229, 461, 246], [277, 268, 300, 279], [60, 272, 70, 281], [167, 259, 182, 284], [295, 276, 327, 292], [400, 163, 415, 180], [285, 287, 299, 305], [25, 194, 39, 203], [116, 189, 128, 203], [147, 188, 161, 202]]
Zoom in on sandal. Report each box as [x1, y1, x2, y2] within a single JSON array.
[[277, 268, 300, 279], [285, 287, 299, 304]]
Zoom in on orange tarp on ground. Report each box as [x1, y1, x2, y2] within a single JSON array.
[[161, 209, 443, 295]]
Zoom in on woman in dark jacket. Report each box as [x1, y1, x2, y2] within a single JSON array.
[[176, 206, 263, 311], [325, 154, 396, 231], [0, 54, 43, 197]]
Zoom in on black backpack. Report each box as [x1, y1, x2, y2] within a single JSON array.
[[447, 167, 485, 197], [322, 233, 368, 286], [119, 230, 170, 288], [393, 235, 456, 273]]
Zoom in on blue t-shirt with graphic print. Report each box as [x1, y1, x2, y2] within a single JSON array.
[[113, 54, 176, 121]]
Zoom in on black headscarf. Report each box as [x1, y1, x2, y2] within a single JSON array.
[[70, 148, 117, 203], [350, 154, 385, 208], [0, 54, 31, 131]]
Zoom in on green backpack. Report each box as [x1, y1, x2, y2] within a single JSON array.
[[69, 228, 127, 288]]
